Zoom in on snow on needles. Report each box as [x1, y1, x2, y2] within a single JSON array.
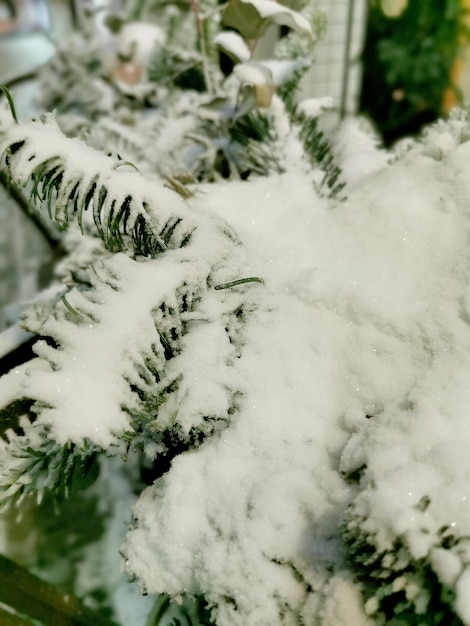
[[125, 116, 470, 625], [6, 95, 470, 623]]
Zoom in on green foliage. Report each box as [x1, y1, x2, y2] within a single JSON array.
[[342, 509, 465, 625], [379, 0, 468, 105], [0, 420, 100, 508], [362, 0, 470, 142], [297, 112, 345, 198]]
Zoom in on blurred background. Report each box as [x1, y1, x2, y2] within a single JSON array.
[[2, 1, 470, 139], [1, 0, 470, 336]]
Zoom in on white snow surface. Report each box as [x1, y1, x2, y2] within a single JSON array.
[[124, 119, 470, 624]]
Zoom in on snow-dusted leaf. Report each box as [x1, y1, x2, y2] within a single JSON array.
[[222, 0, 312, 41], [213, 31, 251, 64], [234, 62, 276, 107]]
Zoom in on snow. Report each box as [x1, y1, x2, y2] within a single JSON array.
[[124, 115, 470, 624], [125, 289, 357, 624], [5, 89, 470, 622], [26, 250, 226, 446]]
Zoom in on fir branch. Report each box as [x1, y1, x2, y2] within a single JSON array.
[[227, 109, 284, 178], [0, 108, 262, 460], [0, 108, 198, 254], [296, 111, 346, 198], [0, 420, 100, 508], [192, 109, 284, 180], [341, 508, 464, 625], [148, 47, 207, 92]]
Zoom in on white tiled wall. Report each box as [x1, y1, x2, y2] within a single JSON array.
[[300, 0, 368, 115]]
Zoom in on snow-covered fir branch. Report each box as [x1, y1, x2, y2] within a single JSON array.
[[5, 3, 470, 626]]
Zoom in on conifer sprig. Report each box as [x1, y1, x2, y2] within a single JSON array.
[[0, 106, 197, 255], [0, 102, 264, 503]]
